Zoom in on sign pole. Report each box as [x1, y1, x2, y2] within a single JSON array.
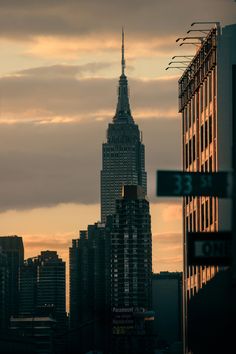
[[231, 64, 236, 344]]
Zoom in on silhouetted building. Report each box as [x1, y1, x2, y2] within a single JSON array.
[[37, 251, 66, 330], [19, 251, 66, 332], [0, 248, 9, 330], [0, 236, 24, 320], [110, 185, 152, 310], [19, 258, 37, 314], [101, 29, 147, 222], [69, 223, 108, 353], [10, 314, 56, 354], [109, 185, 153, 354], [179, 23, 236, 353], [152, 272, 182, 352]]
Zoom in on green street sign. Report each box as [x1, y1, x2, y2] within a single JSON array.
[[156, 170, 229, 197], [188, 232, 232, 266]]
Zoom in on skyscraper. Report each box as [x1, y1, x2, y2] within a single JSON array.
[[37, 251, 66, 330], [109, 185, 153, 354], [0, 248, 9, 330], [69, 225, 107, 328], [110, 185, 152, 311], [19, 251, 66, 331], [0, 235, 24, 318], [101, 30, 147, 222], [69, 224, 108, 353], [19, 257, 38, 314]]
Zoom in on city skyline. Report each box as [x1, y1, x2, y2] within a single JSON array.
[[0, 1, 236, 275]]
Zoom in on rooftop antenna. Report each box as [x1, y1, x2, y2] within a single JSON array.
[[122, 27, 125, 75], [172, 55, 194, 59], [191, 21, 220, 27]]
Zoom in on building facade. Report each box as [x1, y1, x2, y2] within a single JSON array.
[[69, 223, 108, 353], [108, 185, 153, 354], [19, 258, 38, 314], [109, 185, 152, 311], [100, 30, 147, 222], [69, 224, 107, 329], [179, 24, 236, 353], [152, 272, 182, 351], [0, 248, 9, 330], [19, 251, 66, 331], [0, 236, 24, 319]]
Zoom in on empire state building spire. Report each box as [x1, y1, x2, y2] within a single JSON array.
[[121, 27, 125, 76], [113, 29, 134, 124]]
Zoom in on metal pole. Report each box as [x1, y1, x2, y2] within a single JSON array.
[[231, 64, 236, 349]]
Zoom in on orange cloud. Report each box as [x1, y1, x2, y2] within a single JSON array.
[[26, 34, 177, 60]]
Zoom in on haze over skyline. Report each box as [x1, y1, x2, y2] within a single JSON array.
[[0, 0, 235, 273]]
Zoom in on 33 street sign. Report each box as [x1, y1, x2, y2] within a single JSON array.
[[156, 170, 230, 197], [188, 232, 232, 266]]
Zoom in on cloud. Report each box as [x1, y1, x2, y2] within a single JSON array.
[[0, 0, 235, 41], [13, 62, 113, 78], [0, 65, 179, 123], [0, 117, 181, 212], [24, 233, 72, 252]]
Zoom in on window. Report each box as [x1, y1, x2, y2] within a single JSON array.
[[205, 120, 208, 148], [201, 203, 204, 230], [210, 198, 213, 225], [185, 108, 188, 132], [186, 215, 189, 231], [213, 70, 216, 97], [209, 115, 213, 144], [209, 156, 213, 171], [193, 210, 196, 232], [190, 213, 192, 232], [205, 80, 208, 107], [209, 74, 212, 102], [206, 200, 209, 228], [192, 97, 195, 123], [189, 139, 192, 165], [196, 90, 199, 118], [200, 87, 203, 113], [185, 143, 188, 169], [193, 135, 196, 161], [189, 102, 192, 128], [201, 125, 204, 152]]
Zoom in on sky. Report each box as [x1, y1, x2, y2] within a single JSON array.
[[0, 0, 236, 279]]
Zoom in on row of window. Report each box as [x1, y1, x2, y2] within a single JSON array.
[[103, 146, 136, 152], [185, 115, 213, 169], [186, 197, 214, 232], [184, 70, 215, 132]]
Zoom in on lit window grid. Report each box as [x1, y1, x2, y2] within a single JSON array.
[[182, 67, 218, 297]]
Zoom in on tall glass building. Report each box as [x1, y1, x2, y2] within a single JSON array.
[[101, 30, 147, 222]]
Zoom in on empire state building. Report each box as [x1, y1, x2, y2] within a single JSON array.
[[101, 30, 147, 222]]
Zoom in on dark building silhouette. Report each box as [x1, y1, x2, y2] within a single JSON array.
[[19, 258, 37, 314], [109, 185, 153, 354], [101, 29, 147, 222], [0, 248, 9, 330], [110, 185, 152, 310], [10, 314, 56, 354], [19, 251, 66, 332], [152, 272, 182, 353], [69, 223, 108, 353], [0, 236, 24, 320]]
